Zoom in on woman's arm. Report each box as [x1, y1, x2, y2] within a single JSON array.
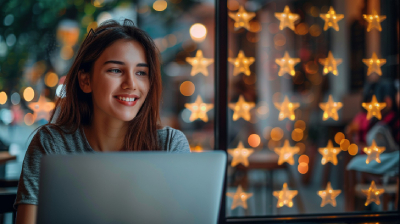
[[16, 204, 37, 224]]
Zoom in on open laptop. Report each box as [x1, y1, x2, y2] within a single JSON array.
[[37, 151, 226, 224]]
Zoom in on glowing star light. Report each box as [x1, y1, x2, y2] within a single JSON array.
[[275, 51, 301, 76], [362, 52, 386, 76], [228, 50, 255, 76], [273, 183, 298, 208], [226, 185, 253, 210], [363, 11, 386, 32], [363, 140, 385, 164], [274, 96, 300, 121], [184, 95, 213, 122], [362, 95, 386, 120], [228, 6, 256, 31], [320, 6, 344, 31], [362, 181, 385, 206], [318, 182, 341, 207], [319, 95, 343, 121], [274, 5, 300, 31], [185, 50, 214, 76], [319, 51, 342, 75], [319, 140, 341, 165], [228, 142, 254, 167], [28, 95, 55, 121], [274, 140, 300, 165], [228, 95, 255, 121]]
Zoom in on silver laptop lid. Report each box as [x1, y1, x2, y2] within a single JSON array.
[[37, 151, 226, 224]]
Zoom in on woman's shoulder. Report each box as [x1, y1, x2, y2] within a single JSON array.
[[157, 126, 190, 152]]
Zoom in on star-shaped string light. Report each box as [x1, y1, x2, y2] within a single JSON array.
[[274, 5, 300, 31], [226, 185, 253, 210], [228, 95, 255, 121], [185, 50, 214, 76], [184, 95, 213, 122], [319, 51, 342, 76], [28, 95, 55, 122], [363, 140, 386, 164], [228, 142, 254, 167], [362, 181, 385, 206], [228, 50, 255, 76], [363, 11, 386, 32], [273, 183, 298, 208], [274, 140, 300, 165], [361, 95, 386, 120], [319, 95, 343, 121], [319, 140, 341, 165], [362, 52, 386, 76], [318, 182, 341, 207], [274, 96, 300, 121], [275, 51, 301, 77], [228, 6, 256, 31], [320, 6, 344, 31]]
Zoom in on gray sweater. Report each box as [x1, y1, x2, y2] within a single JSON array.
[[14, 125, 190, 209]]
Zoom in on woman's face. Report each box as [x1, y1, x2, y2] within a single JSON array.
[[88, 39, 150, 122]]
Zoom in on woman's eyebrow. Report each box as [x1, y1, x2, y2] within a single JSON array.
[[137, 63, 149, 67], [103, 61, 149, 67]]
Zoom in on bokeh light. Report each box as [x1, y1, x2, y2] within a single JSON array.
[[305, 61, 318, 74], [298, 155, 309, 164], [190, 23, 207, 42], [348, 144, 358, 155], [23, 87, 35, 102], [180, 81, 195, 96], [60, 46, 74, 60], [87, 21, 98, 33], [340, 139, 350, 151], [291, 128, 303, 141], [295, 23, 309, 35], [248, 134, 261, 148], [153, 0, 168, 11], [263, 126, 272, 139], [270, 127, 284, 141], [274, 33, 286, 46], [24, 113, 35, 126], [45, 72, 59, 87], [249, 20, 261, 33], [227, 0, 239, 11], [294, 120, 306, 131], [268, 139, 280, 150], [11, 92, 20, 105], [334, 132, 345, 144], [309, 24, 322, 37], [0, 91, 7, 104], [296, 142, 306, 154], [298, 162, 308, 174]]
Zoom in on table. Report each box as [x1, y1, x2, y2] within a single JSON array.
[[0, 152, 16, 165]]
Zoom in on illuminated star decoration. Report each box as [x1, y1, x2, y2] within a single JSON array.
[[320, 6, 344, 31], [362, 52, 386, 76], [28, 95, 55, 122], [185, 50, 214, 76], [319, 95, 343, 121], [363, 11, 386, 32], [318, 140, 341, 165], [228, 95, 255, 121], [226, 185, 253, 210], [363, 140, 386, 164], [361, 95, 386, 120], [274, 140, 300, 165], [318, 182, 341, 207], [184, 95, 213, 122], [228, 142, 254, 167], [228, 50, 255, 76], [274, 5, 300, 31], [228, 6, 256, 31], [274, 96, 300, 121], [273, 183, 298, 208], [319, 51, 342, 76], [362, 181, 385, 206], [275, 51, 301, 77]]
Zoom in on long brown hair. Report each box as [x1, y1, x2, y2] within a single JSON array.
[[47, 19, 162, 151]]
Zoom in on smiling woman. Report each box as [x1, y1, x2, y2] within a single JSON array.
[[14, 19, 190, 224]]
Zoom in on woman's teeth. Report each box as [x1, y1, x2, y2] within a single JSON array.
[[118, 97, 136, 102]]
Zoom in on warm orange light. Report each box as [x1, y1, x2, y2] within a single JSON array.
[[60, 46, 74, 60], [270, 127, 284, 141], [298, 162, 308, 174], [348, 143, 358, 156], [294, 120, 306, 131], [45, 72, 59, 87], [298, 155, 309, 164], [295, 23, 309, 35], [291, 128, 303, 142], [153, 0, 167, 11], [189, 23, 207, 42], [340, 139, 350, 151], [0, 91, 8, 104], [86, 21, 98, 33], [248, 134, 261, 148], [334, 132, 345, 144], [23, 87, 35, 102], [295, 142, 306, 154], [24, 113, 35, 126], [180, 81, 195, 96]]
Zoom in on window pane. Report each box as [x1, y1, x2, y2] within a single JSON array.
[[226, 0, 399, 217]]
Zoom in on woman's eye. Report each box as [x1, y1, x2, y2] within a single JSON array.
[[108, 69, 121, 74], [137, 71, 147, 76]]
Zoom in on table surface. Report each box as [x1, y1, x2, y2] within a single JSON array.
[[0, 152, 17, 165]]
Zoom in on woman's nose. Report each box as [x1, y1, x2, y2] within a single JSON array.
[[121, 72, 137, 90]]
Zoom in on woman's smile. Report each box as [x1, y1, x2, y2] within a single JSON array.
[[113, 94, 139, 106]]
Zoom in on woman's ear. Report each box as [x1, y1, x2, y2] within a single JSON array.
[[78, 71, 92, 93]]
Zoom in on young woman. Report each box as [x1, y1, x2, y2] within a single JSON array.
[[15, 19, 190, 223]]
